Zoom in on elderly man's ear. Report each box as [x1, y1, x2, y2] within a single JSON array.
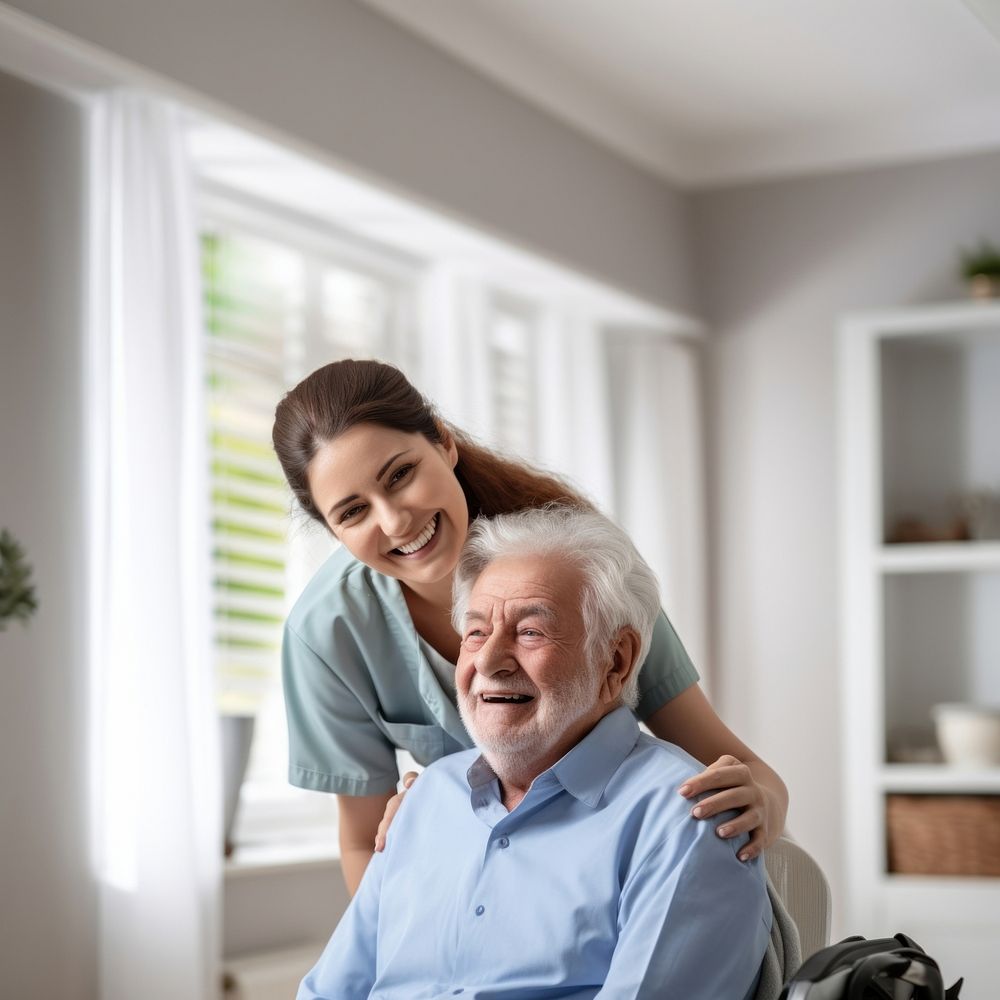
[[598, 627, 642, 705]]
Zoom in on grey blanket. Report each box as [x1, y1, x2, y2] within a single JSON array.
[[754, 877, 802, 1000]]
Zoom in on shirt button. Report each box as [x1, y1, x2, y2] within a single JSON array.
[[498, 836, 509, 849], [475, 904, 485, 916]]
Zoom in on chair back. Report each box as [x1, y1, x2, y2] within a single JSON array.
[[764, 837, 832, 961]]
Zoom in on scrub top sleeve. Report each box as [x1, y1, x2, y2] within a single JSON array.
[[282, 623, 400, 797], [632, 609, 700, 722]]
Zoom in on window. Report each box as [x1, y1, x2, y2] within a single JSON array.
[[486, 293, 537, 460], [202, 194, 418, 848], [192, 135, 703, 858], [204, 230, 301, 721]]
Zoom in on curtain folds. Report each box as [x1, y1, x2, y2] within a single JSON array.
[[608, 330, 709, 687], [87, 91, 220, 1000]]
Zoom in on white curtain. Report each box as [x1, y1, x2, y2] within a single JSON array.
[[416, 262, 496, 439], [417, 267, 616, 512], [534, 303, 616, 514], [86, 91, 220, 1000], [608, 330, 709, 687]]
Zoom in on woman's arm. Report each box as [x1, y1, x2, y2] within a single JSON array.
[[644, 684, 788, 861], [337, 792, 395, 896]]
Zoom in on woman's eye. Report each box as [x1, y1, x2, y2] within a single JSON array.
[[339, 504, 366, 523], [389, 463, 415, 486], [519, 629, 541, 638]]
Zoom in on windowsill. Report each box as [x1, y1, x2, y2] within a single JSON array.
[[225, 838, 341, 879]]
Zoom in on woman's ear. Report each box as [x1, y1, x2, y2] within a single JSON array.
[[437, 423, 459, 468], [598, 627, 642, 705]]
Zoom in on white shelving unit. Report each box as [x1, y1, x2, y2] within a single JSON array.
[[840, 301, 1000, 999]]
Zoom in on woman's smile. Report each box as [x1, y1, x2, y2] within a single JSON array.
[[390, 513, 440, 557]]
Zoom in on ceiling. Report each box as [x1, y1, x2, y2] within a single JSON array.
[[360, 0, 1000, 189]]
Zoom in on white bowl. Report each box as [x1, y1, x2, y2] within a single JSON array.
[[932, 703, 1000, 767]]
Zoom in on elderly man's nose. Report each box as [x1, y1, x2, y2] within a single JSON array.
[[475, 633, 514, 675]]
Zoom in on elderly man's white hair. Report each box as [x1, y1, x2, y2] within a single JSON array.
[[451, 505, 661, 709]]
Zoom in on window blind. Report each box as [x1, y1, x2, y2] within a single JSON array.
[[488, 302, 535, 460], [203, 229, 302, 715], [202, 211, 415, 728]]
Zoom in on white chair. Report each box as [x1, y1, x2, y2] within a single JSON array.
[[765, 836, 832, 961]]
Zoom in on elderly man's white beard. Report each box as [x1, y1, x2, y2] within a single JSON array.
[[458, 657, 602, 776]]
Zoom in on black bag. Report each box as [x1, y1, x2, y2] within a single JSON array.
[[779, 933, 963, 1000]]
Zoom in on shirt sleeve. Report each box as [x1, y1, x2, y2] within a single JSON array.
[[296, 852, 385, 1000], [632, 608, 700, 721], [598, 812, 772, 1000], [282, 622, 400, 796]]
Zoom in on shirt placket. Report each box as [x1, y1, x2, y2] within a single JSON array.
[[446, 777, 566, 995]]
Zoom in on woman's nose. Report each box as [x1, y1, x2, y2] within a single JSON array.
[[376, 500, 413, 540]]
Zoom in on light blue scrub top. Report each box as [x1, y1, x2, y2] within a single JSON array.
[[297, 707, 771, 1000], [282, 546, 699, 796]]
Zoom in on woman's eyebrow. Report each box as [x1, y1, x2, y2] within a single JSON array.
[[327, 450, 412, 518], [328, 493, 360, 519], [375, 450, 410, 482]]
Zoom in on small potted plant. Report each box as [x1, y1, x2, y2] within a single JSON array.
[[959, 239, 1000, 300], [0, 529, 38, 631]]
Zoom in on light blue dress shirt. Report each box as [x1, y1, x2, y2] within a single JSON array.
[[298, 707, 772, 1000], [283, 546, 699, 796]]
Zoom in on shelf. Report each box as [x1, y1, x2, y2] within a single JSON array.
[[879, 764, 1000, 794], [885, 875, 1000, 891], [225, 838, 340, 879], [877, 542, 1000, 574], [841, 303, 1000, 953], [883, 876, 1000, 914], [844, 300, 1000, 339]]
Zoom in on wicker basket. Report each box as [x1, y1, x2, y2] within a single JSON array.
[[886, 794, 1000, 876]]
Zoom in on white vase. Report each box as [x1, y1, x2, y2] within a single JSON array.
[[221, 714, 255, 856]]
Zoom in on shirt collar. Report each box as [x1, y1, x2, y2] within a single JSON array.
[[465, 705, 640, 808]]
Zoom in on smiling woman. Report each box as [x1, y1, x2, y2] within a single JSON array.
[[272, 358, 788, 896]]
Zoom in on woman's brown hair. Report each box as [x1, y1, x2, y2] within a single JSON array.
[[272, 359, 588, 526]]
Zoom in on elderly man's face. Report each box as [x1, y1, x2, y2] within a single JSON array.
[[456, 553, 606, 763]]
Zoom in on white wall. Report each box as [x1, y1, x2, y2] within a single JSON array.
[[224, 863, 349, 957], [692, 149, 1000, 929], [4, 0, 698, 318], [0, 68, 95, 996]]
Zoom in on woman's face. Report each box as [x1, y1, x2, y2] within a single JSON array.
[[307, 423, 470, 590]]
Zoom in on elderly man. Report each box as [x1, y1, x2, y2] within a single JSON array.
[[299, 506, 772, 999]]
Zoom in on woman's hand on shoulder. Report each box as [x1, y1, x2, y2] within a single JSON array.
[[678, 755, 770, 861], [645, 685, 788, 862], [374, 771, 419, 853]]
